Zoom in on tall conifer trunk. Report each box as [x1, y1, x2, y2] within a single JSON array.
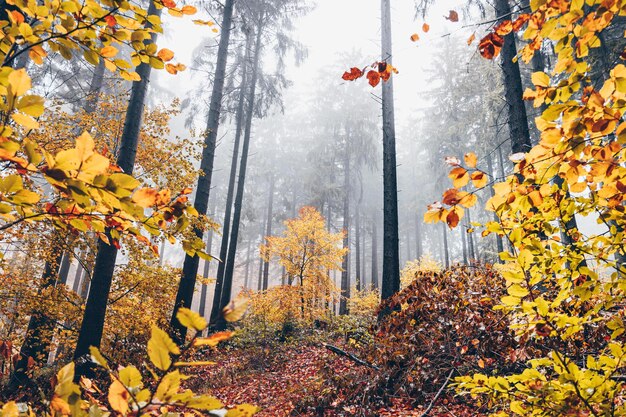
[[209, 37, 251, 326], [380, 0, 400, 312], [339, 134, 351, 315], [73, 0, 161, 367], [262, 175, 275, 290], [213, 19, 264, 330], [170, 0, 235, 343]]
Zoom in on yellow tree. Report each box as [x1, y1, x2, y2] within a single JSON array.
[[260, 206, 347, 320]]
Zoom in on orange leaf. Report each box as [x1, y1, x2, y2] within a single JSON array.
[[467, 33, 476, 45], [133, 188, 158, 208], [410, 33, 419, 42], [9, 10, 25, 24], [495, 20, 513, 36], [342, 67, 364, 81], [478, 33, 504, 59], [157, 48, 174, 62], [449, 167, 470, 188], [512, 14, 531, 32], [181, 5, 196, 14], [100, 45, 118, 58], [366, 70, 381, 87], [422, 23, 430, 32]]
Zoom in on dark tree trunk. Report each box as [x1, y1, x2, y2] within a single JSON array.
[[208, 37, 250, 325], [213, 21, 264, 331], [74, 0, 161, 366], [495, 0, 532, 155], [244, 238, 251, 289], [380, 0, 400, 312], [339, 136, 351, 315], [198, 222, 214, 319], [461, 221, 468, 265], [58, 253, 71, 285], [355, 206, 361, 292], [262, 175, 275, 290], [170, 0, 235, 343], [467, 209, 477, 262], [486, 152, 505, 257], [371, 216, 379, 290], [9, 252, 63, 391], [442, 224, 450, 269]]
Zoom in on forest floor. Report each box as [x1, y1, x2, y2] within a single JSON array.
[[190, 341, 481, 417]]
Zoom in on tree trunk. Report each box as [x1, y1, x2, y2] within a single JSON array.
[[257, 219, 265, 291], [380, 0, 400, 311], [213, 20, 264, 330], [58, 253, 71, 285], [371, 216, 379, 290], [495, 0, 532, 155], [262, 175, 275, 290], [355, 205, 361, 292], [486, 152, 505, 257], [208, 38, 250, 325], [339, 134, 351, 315], [74, 0, 161, 366], [467, 209, 477, 262], [198, 223, 214, 319], [442, 224, 450, 269], [244, 238, 251, 289], [9, 252, 63, 391], [170, 0, 235, 343], [461, 220, 468, 265]]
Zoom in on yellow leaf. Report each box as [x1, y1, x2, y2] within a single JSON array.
[[12, 112, 39, 129], [2, 402, 19, 417], [181, 5, 196, 15], [223, 295, 249, 322], [507, 284, 529, 298], [226, 404, 261, 417], [8, 69, 31, 96], [108, 380, 130, 416], [147, 326, 180, 371], [464, 152, 477, 168], [470, 171, 488, 188], [531, 71, 550, 87], [89, 346, 109, 369], [16, 95, 44, 117], [176, 307, 208, 331]]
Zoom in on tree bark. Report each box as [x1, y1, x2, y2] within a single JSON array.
[[9, 252, 63, 391], [74, 0, 161, 366], [495, 0, 532, 155], [170, 0, 235, 343], [262, 175, 275, 290], [486, 152, 505, 257], [339, 133, 351, 315], [213, 20, 264, 331], [355, 205, 361, 292], [442, 223, 450, 269], [198, 222, 214, 319], [461, 220, 468, 265], [208, 37, 250, 325], [371, 215, 379, 290], [380, 0, 400, 312]]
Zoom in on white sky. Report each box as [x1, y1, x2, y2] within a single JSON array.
[[154, 0, 473, 125]]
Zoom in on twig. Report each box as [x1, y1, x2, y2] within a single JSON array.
[[323, 343, 379, 371], [419, 369, 455, 417]]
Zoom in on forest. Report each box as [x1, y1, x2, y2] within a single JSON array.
[[0, 0, 625, 415]]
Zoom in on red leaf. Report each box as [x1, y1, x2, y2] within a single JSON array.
[[478, 33, 504, 59], [367, 70, 381, 87], [446, 10, 459, 22], [342, 67, 364, 81], [104, 15, 117, 27]]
